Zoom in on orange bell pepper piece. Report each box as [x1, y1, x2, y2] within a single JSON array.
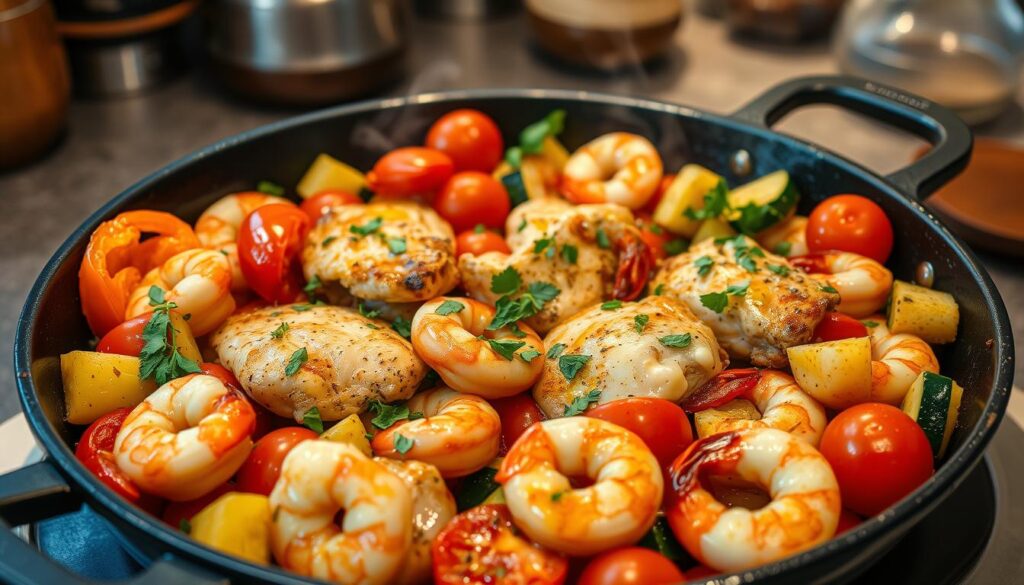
[[78, 210, 200, 336]]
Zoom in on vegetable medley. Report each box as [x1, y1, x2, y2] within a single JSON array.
[[64, 108, 964, 584]]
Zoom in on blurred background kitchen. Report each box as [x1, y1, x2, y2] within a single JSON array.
[[0, 0, 1022, 423]]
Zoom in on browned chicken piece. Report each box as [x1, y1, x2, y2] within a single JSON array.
[[533, 296, 727, 419], [302, 201, 459, 303], [210, 304, 426, 422], [650, 235, 839, 368], [459, 197, 653, 335]]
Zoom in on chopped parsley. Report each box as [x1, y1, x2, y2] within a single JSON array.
[[350, 217, 382, 236], [505, 110, 567, 168], [138, 287, 201, 385], [659, 334, 693, 348], [303, 274, 322, 297], [534, 237, 556, 258], [700, 291, 729, 313], [561, 244, 578, 264], [862, 320, 880, 328], [179, 518, 191, 534], [368, 400, 421, 429], [322, 235, 337, 247], [774, 241, 793, 256], [563, 389, 601, 416], [435, 300, 465, 316], [634, 314, 649, 333], [270, 322, 289, 339], [546, 343, 567, 359], [393, 433, 414, 455], [551, 491, 565, 502], [558, 354, 590, 381], [519, 348, 542, 363], [474, 224, 486, 234], [694, 255, 714, 277], [684, 180, 730, 220], [766, 263, 790, 276], [820, 284, 839, 294], [490, 266, 522, 295], [358, 303, 381, 319], [596, 227, 611, 249], [302, 406, 323, 433], [517, 217, 528, 233], [291, 303, 314, 312], [391, 316, 412, 339], [386, 237, 407, 254], [664, 239, 687, 256], [600, 300, 622, 311], [653, 283, 665, 296], [487, 268, 560, 331], [725, 281, 750, 296], [285, 347, 308, 376], [256, 180, 285, 196], [481, 337, 526, 361]]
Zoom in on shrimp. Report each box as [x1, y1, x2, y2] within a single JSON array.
[[867, 318, 939, 404], [495, 417, 663, 556], [410, 297, 544, 398], [371, 386, 500, 478], [755, 215, 808, 257], [375, 459, 456, 585], [125, 248, 235, 336], [561, 132, 664, 210], [694, 370, 827, 446], [113, 374, 255, 501], [194, 192, 289, 291], [270, 441, 412, 585], [666, 428, 840, 572], [791, 251, 893, 318]]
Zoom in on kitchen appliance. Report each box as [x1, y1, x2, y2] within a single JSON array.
[[0, 76, 1013, 584], [204, 0, 408, 106], [414, 0, 519, 20]]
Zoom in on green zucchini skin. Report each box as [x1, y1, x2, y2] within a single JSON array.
[[907, 372, 953, 456], [455, 465, 501, 511], [727, 170, 800, 234], [501, 171, 530, 207]]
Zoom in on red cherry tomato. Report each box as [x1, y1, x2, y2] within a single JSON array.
[[681, 368, 762, 412], [686, 565, 719, 579], [300, 190, 361, 221], [634, 213, 681, 261], [819, 403, 934, 517], [836, 508, 863, 536], [489, 393, 545, 456], [434, 171, 511, 233], [432, 504, 568, 585], [642, 173, 675, 214], [426, 109, 504, 172], [455, 227, 512, 257], [161, 482, 234, 529], [814, 312, 869, 342], [237, 203, 310, 304], [198, 362, 239, 388], [586, 397, 693, 475], [235, 427, 319, 496], [578, 547, 685, 585], [95, 314, 151, 356], [366, 147, 454, 198], [75, 408, 163, 513], [807, 194, 894, 263]]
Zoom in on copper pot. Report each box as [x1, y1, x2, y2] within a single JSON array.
[[0, 0, 69, 169]]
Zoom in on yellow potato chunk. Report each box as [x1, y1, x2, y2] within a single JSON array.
[[694, 398, 761, 439], [169, 311, 202, 364], [787, 337, 872, 409], [320, 413, 372, 457], [653, 164, 723, 237], [190, 492, 271, 564], [61, 351, 156, 425], [296, 153, 366, 199]]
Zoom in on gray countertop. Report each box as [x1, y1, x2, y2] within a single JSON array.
[[0, 7, 1020, 419]]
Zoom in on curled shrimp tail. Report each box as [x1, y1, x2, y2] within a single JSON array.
[[614, 230, 654, 301]]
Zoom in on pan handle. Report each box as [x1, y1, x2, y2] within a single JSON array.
[[0, 460, 227, 585], [729, 75, 972, 200]]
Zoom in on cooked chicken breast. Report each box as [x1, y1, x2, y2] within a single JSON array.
[[651, 236, 839, 368], [302, 201, 459, 303], [210, 304, 426, 422], [459, 197, 649, 335], [532, 296, 727, 419]]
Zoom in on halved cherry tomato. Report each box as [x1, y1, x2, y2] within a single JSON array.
[[578, 547, 685, 585], [807, 194, 894, 263], [641, 173, 675, 214], [681, 368, 762, 412], [235, 427, 319, 496], [161, 482, 234, 529], [199, 362, 240, 388], [686, 565, 719, 579], [366, 147, 454, 198], [96, 314, 151, 356], [456, 227, 512, 257], [432, 504, 568, 585], [426, 109, 504, 172], [635, 213, 680, 261], [489, 393, 545, 456], [237, 203, 310, 304], [79, 210, 200, 336], [819, 403, 933, 517], [300, 190, 361, 221], [814, 312, 868, 342], [836, 508, 863, 536], [434, 171, 511, 233], [587, 397, 693, 476], [75, 407, 163, 513]]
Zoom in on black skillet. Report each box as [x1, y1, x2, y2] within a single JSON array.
[[0, 76, 1014, 584]]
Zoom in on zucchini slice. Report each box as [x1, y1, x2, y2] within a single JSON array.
[[500, 171, 530, 207], [726, 170, 799, 234], [455, 459, 503, 511], [652, 164, 724, 237], [901, 371, 963, 459], [887, 280, 960, 344]]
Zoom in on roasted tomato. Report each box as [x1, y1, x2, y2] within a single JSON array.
[[578, 547, 685, 585], [434, 171, 511, 233], [807, 194, 894, 263], [300, 190, 361, 221], [681, 368, 762, 412], [433, 504, 568, 585], [235, 427, 319, 496], [237, 203, 310, 304], [426, 109, 505, 172], [95, 314, 151, 356], [836, 508, 863, 536], [75, 407, 162, 513], [814, 312, 868, 342], [489, 393, 545, 456], [819, 403, 933, 516], [587, 397, 693, 475], [634, 213, 683, 260], [366, 147, 454, 198], [456, 226, 512, 257]]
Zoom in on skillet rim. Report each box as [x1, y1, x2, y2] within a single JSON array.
[[13, 88, 1014, 584]]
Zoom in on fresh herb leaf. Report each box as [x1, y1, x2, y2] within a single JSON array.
[[558, 354, 590, 381], [358, 186, 375, 202], [517, 217, 528, 233], [734, 201, 784, 235], [560, 244, 578, 264], [596, 227, 611, 249], [634, 314, 649, 333], [551, 491, 565, 502], [862, 320, 880, 328], [302, 406, 323, 433], [527, 282, 560, 303], [726, 281, 750, 296], [519, 110, 566, 154], [322, 235, 337, 247], [694, 255, 714, 277], [519, 348, 541, 363], [491, 267, 522, 295], [774, 241, 793, 256], [387, 237, 407, 254], [547, 343, 567, 359], [659, 333, 693, 348], [664, 239, 687, 256], [257, 180, 285, 196], [285, 348, 308, 376], [820, 284, 839, 294], [391, 316, 412, 339], [350, 217, 382, 236], [369, 400, 412, 429], [601, 300, 622, 310], [474, 224, 486, 234], [654, 283, 665, 296], [534, 237, 554, 256], [505, 146, 523, 168], [271, 322, 289, 339], [358, 303, 381, 319], [179, 518, 191, 534], [683, 180, 730, 220], [394, 433, 414, 455], [700, 291, 729, 313], [766, 263, 790, 276], [138, 293, 201, 385], [563, 389, 601, 416], [304, 274, 322, 296], [148, 285, 168, 308], [481, 337, 526, 360], [435, 300, 465, 316], [292, 303, 313, 312], [366, 323, 379, 329]]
